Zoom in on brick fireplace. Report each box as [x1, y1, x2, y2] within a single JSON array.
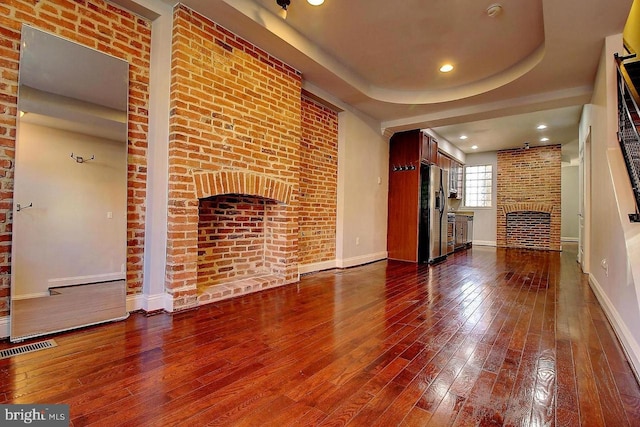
[[194, 171, 294, 304], [497, 146, 561, 251], [166, 6, 302, 310], [502, 203, 554, 250]]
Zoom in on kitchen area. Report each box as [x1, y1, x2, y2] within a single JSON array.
[[387, 129, 473, 264]]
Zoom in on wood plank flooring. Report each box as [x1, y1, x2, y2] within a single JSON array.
[[1, 244, 639, 426], [11, 280, 128, 341]]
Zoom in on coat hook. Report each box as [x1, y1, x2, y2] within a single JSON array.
[[16, 202, 33, 212], [70, 153, 95, 163]]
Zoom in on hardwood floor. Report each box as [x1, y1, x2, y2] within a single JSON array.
[[1, 244, 639, 426], [11, 280, 128, 341]]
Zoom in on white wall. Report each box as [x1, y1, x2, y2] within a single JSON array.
[[12, 123, 127, 297], [336, 109, 389, 267], [109, 0, 173, 313], [582, 33, 640, 377], [463, 151, 498, 246], [561, 165, 579, 240]]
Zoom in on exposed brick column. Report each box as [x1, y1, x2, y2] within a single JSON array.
[[167, 5, 302, 310], [497, 145, 561, 251], [299, 97, 338, 266]]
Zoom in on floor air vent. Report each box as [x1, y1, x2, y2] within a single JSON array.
[[0, 339, 57, 360]]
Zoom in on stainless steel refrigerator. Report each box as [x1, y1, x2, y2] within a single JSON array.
[[419, 164, 448, 263]]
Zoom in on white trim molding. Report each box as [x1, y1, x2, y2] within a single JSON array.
[[164, 293, 174, 313], [472, 240, 497, 247], [11, 292, 49, 300], [337, 251, 387, 269], [126, 292, 169, 313], [589, 274, 640, 382], [299, 260, 337, 275], [0, 316, 9, 338], [48, 273, 125, 287]]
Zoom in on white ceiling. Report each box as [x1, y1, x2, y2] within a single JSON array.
[[176, 0, 632, 157], [19, 25, 128, 142]]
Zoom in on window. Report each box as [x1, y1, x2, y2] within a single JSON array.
[[464, 165, 493, 207]]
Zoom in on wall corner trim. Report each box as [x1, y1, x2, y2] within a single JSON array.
[[127, 292, 168, 313]]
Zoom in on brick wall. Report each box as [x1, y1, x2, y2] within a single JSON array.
[[506, 211, 551, 249], [0, 0, 151, 316], [299, 96, 338, 266], [168, 5, 302, 310], [497, 145, 561, 250], [198, 195, 275, 287]]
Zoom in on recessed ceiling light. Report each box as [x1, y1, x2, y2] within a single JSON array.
[[307, 0, 324, 5], [440, 64, 454, 73], [537, 124, 547, 130], [540, 137, 549, 142], [471, 145, 478, 150], [460, 135, 468, 140], [486, 3, 503, 18]]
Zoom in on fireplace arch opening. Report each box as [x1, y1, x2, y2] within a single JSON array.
[[197, 193, 287, 304]]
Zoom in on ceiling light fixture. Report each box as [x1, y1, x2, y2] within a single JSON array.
[[459, 135, 468, 140], [276, 0, 290, 19], [307, 0, 324, 5], [471, 145, 478, 150], [440, 64, 454, 73], [537, 124, 547, 130], [486, 3, 503, 18], [540, 137, 549, 142]]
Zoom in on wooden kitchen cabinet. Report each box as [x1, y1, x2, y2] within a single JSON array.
[[388, 129, 422, 261], [429, 137, 438, 165], [420, 132, 438, 165], [387, 129, 455, 261], [439, 154, 451, 172]]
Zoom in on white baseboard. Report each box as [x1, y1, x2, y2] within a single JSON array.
[[472, 240, 496, 247], [0, 294, 169, 339], [589, 274, 640, 382], [11, 292, 50, 300], [299, 260, 337, 275], [337, 251, 387, 269], [0, 292, 168, 339], [48, 272, 125, 287], [164, 293, 174, 313], [0, 315, 8, 338], [126, 292, 168, 313]]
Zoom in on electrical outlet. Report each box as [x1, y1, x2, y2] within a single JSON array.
[[356, 237, 360, 246]]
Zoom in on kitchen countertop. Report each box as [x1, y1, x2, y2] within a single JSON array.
[[451, 211, 474, 217]]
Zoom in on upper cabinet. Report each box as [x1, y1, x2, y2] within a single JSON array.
[[449, 160, 463, 199], [420, 132, 438, 165]]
